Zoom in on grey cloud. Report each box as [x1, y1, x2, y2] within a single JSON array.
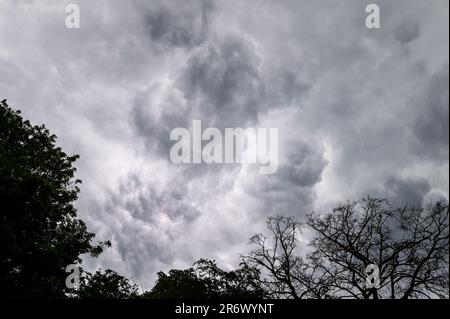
[[144, 0, 213, 48], [98, 172, 203, 285], [0, 0, 448, 291], [267, 68, 312, 108], [240, 140, 327, 217], [384, 175, 431, 207], [131, 90, 188, 159], [177, 36, 265, 127], [114, 174, 201, 224], [113, 222, 175, 279], [132, 33, 314, 160], [240, 171, 318, 217], [278, 144, 327, 189], [411, 66, 449, 160], [130, 34, 268, 171], [395, 19, 420, 44]]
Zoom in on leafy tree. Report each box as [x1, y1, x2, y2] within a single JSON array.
[[144, 268, 212, 299], [0, 100, 109, 298], [145, 259, 267, 299], [75, 269, 139, 299], [244, 197, 449, 299]]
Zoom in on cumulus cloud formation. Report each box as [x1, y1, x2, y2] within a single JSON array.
[[384, 176, 431, 208], [0, 0, 448, 289], [143, 0, 213, 48], [412, 67, 449, 159]]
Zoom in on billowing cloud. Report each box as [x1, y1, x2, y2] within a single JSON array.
[[143, 0, 213, 48], [384, 175, 431, 207], [0, 0, 448, 289], [411, 66, 449, 160]]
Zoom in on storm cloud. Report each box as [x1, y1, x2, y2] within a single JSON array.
[[0, 0, 448, 289]]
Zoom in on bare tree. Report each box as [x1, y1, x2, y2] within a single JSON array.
[[244, 197, 449, 299], [242, 216, 333, 299]]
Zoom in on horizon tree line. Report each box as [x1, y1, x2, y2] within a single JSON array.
[[1, 100, 448, 299]]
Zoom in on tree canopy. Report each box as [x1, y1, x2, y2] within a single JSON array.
[[144, 259, 266, 299], [75, 269, 139, 299], [0, 100, 109, 298]]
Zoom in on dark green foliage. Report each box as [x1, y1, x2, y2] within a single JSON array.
[[144, 268, 212, 299], [75, 269, 139, 299], [144, 258, 267, 299], [0, 100, 109, 298]]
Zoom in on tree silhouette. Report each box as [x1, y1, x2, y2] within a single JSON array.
[[144, 259, 267, 299], [2, 99, 448, 300], [144, 268, 212, 299], [0, 100, 110, 298], [243, 197, 449, 299], [75, 269, 139, 299]]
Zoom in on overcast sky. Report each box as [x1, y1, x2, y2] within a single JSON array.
[[0, 0, 448, 289]]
